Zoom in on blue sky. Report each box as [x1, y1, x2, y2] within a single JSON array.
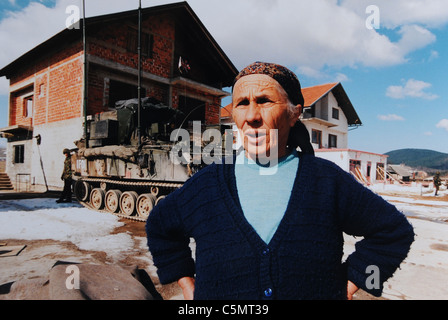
[[0, 0, 56, 20], [0, 0, 447, 154]]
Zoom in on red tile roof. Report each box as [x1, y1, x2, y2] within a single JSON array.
[[221, 104, 233, 118], [302, 83, 338, 107]]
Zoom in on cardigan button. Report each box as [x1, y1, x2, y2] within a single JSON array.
[[262, 248, 270, 255], [264, 288, 273, 297]]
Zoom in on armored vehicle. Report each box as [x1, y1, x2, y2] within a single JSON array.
[[72, 97, 228, 221]]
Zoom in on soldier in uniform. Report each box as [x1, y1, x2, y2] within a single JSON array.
[[56, 148, 73, 203], [434, 172, 442, 196]]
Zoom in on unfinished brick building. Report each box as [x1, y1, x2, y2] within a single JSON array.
[[0, 2, 237, 188]]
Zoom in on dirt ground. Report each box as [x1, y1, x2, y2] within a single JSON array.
[[0, 216, 183, 300]]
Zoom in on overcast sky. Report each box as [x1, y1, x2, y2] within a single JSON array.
[[1, 0, 448, 154]]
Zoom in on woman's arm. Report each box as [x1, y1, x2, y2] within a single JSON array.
[[337, 171, 415, 297], [146, 193, 195, 286], [178, 277, 195, 300]]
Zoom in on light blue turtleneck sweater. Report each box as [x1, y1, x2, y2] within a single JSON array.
[[234, 150, 299, 244]]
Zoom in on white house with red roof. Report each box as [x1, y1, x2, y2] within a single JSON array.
[[221, 82, 388, 185]]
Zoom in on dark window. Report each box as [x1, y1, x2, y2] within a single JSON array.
[[312, 129, 322, 148], [178, 96, 205, 127], [349, 160, 361, 173], [329, 134, 337, 148], [332, 107, 339, 120], [23, 95, 33, 118], [126, 27, 154, 58], [376, 163, 385, 181], [367, 161, 372, 178], [303, 106, 315, 119], [14, 145, 25, 164], [109, 80, 146, 109]]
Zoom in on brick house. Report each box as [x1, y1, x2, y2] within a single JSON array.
[[0, 2, 237, 189], [222, 82, 388, 185]]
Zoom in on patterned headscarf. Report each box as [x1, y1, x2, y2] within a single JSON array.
[[233, 61, 305, 107]]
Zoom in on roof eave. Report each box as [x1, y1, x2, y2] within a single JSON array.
[[332, 83, 362, 126]]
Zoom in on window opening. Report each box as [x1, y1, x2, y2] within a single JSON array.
[[312, 129, 322, 148], [109, 80, 146, 109], [23, 96, 33, 118], [13, 145, 25, 164], [329, 134, 337, 148]]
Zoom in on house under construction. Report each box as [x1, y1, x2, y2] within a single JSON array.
[[0, 2, 237, 189]]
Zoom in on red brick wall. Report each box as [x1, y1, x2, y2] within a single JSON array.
[[171, 86, 222, 125], [87, 71, 103, 115], [86, 13, 176, 115], [47, 55, 83, 123], [206, 96, 221, 125], [87, 13, 175, 77], [34, 73, 48, 125], [9, 42, 84, 127], [9, 92, 30, 127], [8, 12, 223, 128]]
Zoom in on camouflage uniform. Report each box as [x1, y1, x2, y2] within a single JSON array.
[[61, 154, 72, 180], [434, 172, 441, 196], [57, 149, 72, 203]]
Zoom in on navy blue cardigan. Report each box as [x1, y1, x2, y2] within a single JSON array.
[[146, 155, 414, 300]]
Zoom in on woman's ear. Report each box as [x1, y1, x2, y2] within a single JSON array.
[[296, 104, 303, 118], [290, 104, 302, 127], [228, 104, 235, 121]]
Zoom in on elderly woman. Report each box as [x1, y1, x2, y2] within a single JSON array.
[[146, 62, 414, 300]]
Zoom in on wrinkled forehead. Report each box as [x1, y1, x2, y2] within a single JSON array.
[[232, 74, 287, 99], [232, 61, 304, 106]]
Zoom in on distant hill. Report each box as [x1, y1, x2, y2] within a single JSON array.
[[385, 149, 448, 172]]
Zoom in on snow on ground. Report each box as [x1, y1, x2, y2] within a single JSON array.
[[0, 198, 134, 260], [363, 184, 448, 299], [370, 181, 447, 196]]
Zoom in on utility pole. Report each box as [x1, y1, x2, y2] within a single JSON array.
[[137, 0, 142, 149], [82, 0, 88, 142]]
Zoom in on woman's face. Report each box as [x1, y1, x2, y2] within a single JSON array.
[[232, 74, 300, 160]]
